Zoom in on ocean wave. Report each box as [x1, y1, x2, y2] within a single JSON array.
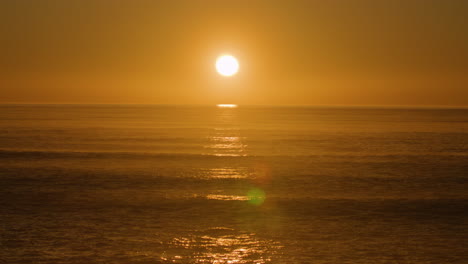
[[1, 148, 467, 160]]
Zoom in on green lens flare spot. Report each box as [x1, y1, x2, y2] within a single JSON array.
[[247, 188, 266, 206]]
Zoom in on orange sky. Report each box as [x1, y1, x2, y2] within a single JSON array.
[[1, 0, 467, 106]]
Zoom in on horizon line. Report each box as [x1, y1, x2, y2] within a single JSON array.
[[1, 102, 468, 109]]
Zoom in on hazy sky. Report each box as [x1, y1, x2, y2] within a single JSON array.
[[1, 0, 467, 106]]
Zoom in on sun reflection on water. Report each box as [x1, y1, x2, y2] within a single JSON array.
[[161, 105, 280, 263], [206, 135, 248, 156], [204, 105, 248, 157], [206, 194, 249, 201], [201, 167, 250, 179], [165, 228, 282, 263], [217, 104, 238, 108]]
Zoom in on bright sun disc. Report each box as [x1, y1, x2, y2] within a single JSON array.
[[216, 55, 239, 76]]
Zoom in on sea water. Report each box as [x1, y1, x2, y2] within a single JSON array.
[[1, 104, 467, 263]]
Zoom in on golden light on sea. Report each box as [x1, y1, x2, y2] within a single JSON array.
[[217, 104, 238, 108]]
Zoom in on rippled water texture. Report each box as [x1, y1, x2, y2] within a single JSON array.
[[1, 105, 467, 263]]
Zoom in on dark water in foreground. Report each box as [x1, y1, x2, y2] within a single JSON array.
[[1, 104, 467, 263]]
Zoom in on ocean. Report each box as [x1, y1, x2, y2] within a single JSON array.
[[1, 104, 467, 263]]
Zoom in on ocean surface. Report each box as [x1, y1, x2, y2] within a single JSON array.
[[1, 104, 467, 263]]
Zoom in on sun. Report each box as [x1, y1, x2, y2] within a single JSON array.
[[215, 55, 239, 77]]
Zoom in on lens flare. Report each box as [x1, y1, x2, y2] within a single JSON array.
[[247, 188, 266, 206]]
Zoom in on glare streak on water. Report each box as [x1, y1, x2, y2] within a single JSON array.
[[168, 230, 281, 264], [206, 195, 249, 201], [0, 105, 467, 263]]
